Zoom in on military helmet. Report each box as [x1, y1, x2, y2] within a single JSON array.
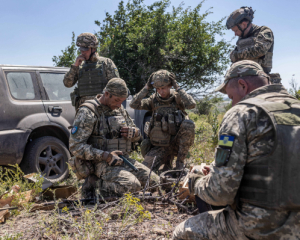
[[151, 70, 172, 88], [104, 78, 129, 98], [226, 7, 254, 29], [76, 33, 99, 51], [215, 60, 270, 94]]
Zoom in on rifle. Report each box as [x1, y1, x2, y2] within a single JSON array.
[[119, 155, 138, 172]]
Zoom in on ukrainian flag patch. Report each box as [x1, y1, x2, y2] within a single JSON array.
[[219, 135, 235, 147]]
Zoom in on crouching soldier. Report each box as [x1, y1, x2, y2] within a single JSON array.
[[69, 78, 159, 198], [130, 70, 196, 172]]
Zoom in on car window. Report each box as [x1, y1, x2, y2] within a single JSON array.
[[40, 73, 75, 101], [6, 72, 35, 100]]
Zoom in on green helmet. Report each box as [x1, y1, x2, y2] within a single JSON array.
[[226, 7, 254, 30], [76, 33, 99, 51], [151, 70, 172, 88], [104, 78, 129, 98]]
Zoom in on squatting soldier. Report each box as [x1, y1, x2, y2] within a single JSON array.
[[69, 78, 159, 198], [63, 32, 120, 110], [173, 61, 300, 239], [227, 7, 281, 84], [129, 70, 196, 172]]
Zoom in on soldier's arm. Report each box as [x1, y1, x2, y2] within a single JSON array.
[[69, 107, 106, 161], [235, 29, 274, 60], [176, 89, 196, 109], [194, 105, 275, 206], [63, 65, 79, 88], [104, 58, 120, 80], [129, 87, 152, 110]]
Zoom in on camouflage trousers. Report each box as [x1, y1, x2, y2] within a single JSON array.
[[143, 120, 195, 172], [81, 157, 160, 197], [173, 204, 300, 240]]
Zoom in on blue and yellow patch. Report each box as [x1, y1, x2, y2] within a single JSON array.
[[219, 135, 235, 147]]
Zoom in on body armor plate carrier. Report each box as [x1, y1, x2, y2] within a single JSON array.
[[78, 58, 108, 97], [237, 91, 300, 210], [79, 100, 132, 154]]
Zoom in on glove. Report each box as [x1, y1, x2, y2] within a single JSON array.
[[171, 77, 179, 90], [146, 75, 154, 90], [103, 150, 123, 166], [230, 50, 238, 63], [188, 172, 204, 195]]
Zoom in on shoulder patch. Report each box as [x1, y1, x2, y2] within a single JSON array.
[[71, 126, 78, 135], [219, 135, 235, 147]]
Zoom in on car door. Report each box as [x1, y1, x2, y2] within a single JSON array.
[[36, 70, 76, 128]]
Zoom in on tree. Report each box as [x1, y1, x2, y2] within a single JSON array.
[[53, 0, 232, 95], [289, 75, 300, 100], [52, 32, 79, 67]]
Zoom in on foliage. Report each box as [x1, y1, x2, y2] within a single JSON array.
[[195, 95, 223, 115], [52, 32, 79, 67], [289, 77, 300, 100], [53, 0, 232, 94]]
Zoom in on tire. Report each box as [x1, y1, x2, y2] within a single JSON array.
[[20, 136, 70, 183]]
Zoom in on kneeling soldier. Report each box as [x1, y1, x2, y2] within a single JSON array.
[[69, 78, 159, 198], [130, 70, 196, 172]]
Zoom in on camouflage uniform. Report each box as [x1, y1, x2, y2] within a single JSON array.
[[130, 70, 196, 172], [227, 7, 280, 84], [69, 79, 159, 197], [173, 61, 300, 239], [63, 33, 120, 110]]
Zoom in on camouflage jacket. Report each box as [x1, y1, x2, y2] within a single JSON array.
[[129, 87, 196, 111], [231, 24, 274, 72], [69, 97, 139, 162], [63, 53, 119, 88], [195, 84, 300, 238]]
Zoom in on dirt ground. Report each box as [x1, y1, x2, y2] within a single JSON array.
[[0, 202, 194, 240]]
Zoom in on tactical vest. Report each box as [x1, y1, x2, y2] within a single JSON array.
[[79, 100, 132, 154], [147, 92, 187, 147], [236, 25, 273, 73], [78, 57, 108, 97], [237, 91, 300, 210]]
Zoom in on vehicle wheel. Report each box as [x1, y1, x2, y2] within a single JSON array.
[[20, 136, 70, 183]]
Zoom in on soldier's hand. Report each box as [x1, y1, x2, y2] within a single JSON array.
[[103, 150, 124, 166], [146, 76, 153, 90], [171, 78, 179, 90], [74, 55, 86, 66], [120, 127, 129, 138], [202, 166, 210, 176], [121, 127, 140, 139]]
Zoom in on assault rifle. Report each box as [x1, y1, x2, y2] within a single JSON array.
[[119, 155, 138, 172]]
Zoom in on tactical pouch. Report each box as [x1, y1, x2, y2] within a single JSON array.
[[107, 116, 127, 139], [168, 113, 177, 135], [162, 116, 169, 132], [88, 136, 132, 153], [69, 156, 94, 180], [70, 88, 79, 107], [175, 110, 183, 127]]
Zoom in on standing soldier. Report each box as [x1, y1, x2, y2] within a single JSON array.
[[129, 70, 196, 172], [69, 78, 159, 198], [173, 60, 300, 239], [63, 32, 120, 110], [227, 7, 281, 83]]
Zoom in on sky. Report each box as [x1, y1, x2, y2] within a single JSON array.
[[1, 0, 299, 90]]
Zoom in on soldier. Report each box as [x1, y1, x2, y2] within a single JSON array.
[[69, 78, 159, 198], [63, 32, 120, 110], [173, 60, 300, 239], [227, 7, 281, 84], [129, 70, 196, 172]]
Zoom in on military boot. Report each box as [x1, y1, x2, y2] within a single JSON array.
[[81, 174, 99, 198]]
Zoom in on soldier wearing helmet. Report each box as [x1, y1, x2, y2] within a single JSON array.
[[130, 70, 196, 172], [226, 7, 281, 84], [173, 60, 300, 239], [63, 32, 120, 110], [69, 78, 159, 198]]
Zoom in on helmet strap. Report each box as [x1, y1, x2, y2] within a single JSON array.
[[88, 48, 96, 61], [237, 21, 251, 38]]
